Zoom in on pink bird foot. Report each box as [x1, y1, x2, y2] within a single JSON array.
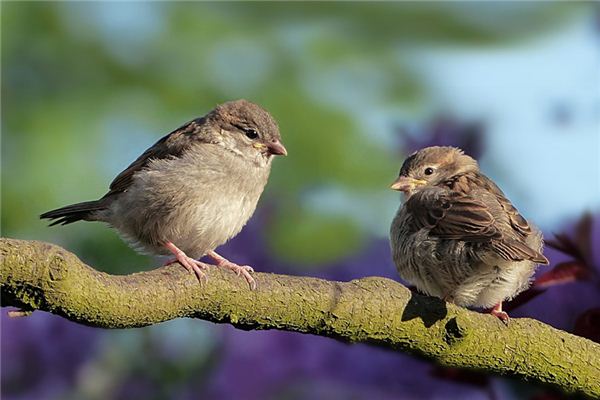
[[207, 250, 257, 290], [164, 242, 208, 283], [490, 303, 509, 324]]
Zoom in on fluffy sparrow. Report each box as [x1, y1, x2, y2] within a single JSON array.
[[389, 146, 548, 322], [41, 99, 287, 289]]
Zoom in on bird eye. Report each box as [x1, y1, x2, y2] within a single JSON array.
[[244, 128, 259, 140], [424, 167, 434, 175]]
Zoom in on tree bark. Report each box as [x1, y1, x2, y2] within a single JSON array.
[[1, 238, 599, 397]]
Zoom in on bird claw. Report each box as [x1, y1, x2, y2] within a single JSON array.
[[164, 244, 256, 289], [491, 310, 510, 325], [226, 264, 257, 290], [163, 245, 209, 284], [207, 251, 257, 290], [490, 303, 510, 325], [186, 261, 209, 285], [169, 257, 208, 284]]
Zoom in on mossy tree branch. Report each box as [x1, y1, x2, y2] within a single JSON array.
[[1, 238, 599, 397]]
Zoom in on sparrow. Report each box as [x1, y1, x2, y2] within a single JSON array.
[[389, 146, 548, 322], [41, 99, 287, 289]]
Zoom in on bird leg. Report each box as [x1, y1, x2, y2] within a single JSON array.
[[164, 241, 208, 283], [207, 250, 256, 290], [490, 302, 509, 324]]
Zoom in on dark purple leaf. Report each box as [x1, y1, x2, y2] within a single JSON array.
[[546, 234, 585, 262], [546, 213, 594, 268], [534, 261, 591, 289], [573, 308, 600, 343]]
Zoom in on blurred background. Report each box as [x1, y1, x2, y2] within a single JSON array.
[[2, 2, 599, 399]]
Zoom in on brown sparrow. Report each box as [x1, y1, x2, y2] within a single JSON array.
[[389, 146, 548, 322], [41, 99, 287, 289]]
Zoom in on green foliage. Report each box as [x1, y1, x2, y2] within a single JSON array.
[[269, 209, 364, 265], [1, 2, 580, 268]]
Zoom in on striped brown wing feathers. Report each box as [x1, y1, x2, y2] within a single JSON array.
[[478, 175, 532, 237], [446, 173, 533, 238], [407, 188, 547, 264], [407, 190, 501, 241], [492, 239, 548, 264]]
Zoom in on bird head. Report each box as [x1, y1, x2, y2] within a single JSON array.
[[209, 99, 287, 164], [390, 146, 479, 197]]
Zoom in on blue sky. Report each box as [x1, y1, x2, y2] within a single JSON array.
[[412, 12, 599, 230]]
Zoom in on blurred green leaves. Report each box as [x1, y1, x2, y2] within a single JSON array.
[[1, 2, 581, 268], [270, 210, 364, 266]]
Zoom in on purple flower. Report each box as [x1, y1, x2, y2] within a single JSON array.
[[1, 312, 99, 400]]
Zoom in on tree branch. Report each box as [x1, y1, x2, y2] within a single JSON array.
[[1, 238, 599, 397]]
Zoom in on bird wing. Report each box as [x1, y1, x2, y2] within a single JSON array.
[[478, 175, 532, 238], [407, 188, 501, 241], [104, 118, 205, 196], [407, 188, 548, 264]]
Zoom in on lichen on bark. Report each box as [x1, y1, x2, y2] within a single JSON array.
[[1, 238, 599, 398]]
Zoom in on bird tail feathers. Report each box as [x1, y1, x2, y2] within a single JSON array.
[[492, 239, 549, 265], [40, 200, 106, 226]]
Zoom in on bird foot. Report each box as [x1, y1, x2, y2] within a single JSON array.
[[207, 250, 256, 290], [490, 303, 509, 324], [164, 242, 208, 283]]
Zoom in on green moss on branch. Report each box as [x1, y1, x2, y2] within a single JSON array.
[[1, 238, 599, 397]]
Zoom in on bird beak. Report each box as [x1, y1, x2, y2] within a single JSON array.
[[266, 139, 288, 156], [390, 176, 427, 192]]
